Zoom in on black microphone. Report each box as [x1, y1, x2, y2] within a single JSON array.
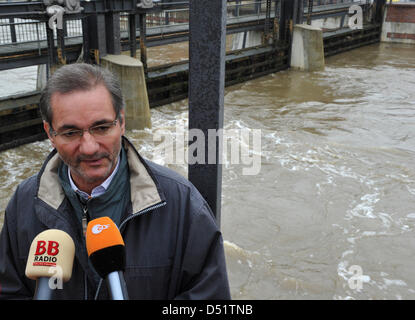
[[85, 217, 129, 300], [25, 229, 75, 300]]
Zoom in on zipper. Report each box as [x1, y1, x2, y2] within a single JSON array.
[[82, 205, 88, 300], [77, 192, 91, 238], [79, 196, 90, 300], [93, 200, 166, 300], [82, 208, 88, 238], [119, 201, 167, 231]]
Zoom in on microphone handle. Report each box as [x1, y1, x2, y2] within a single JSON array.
[[33, 277, 52, 300], [106, 271, 129, 300]]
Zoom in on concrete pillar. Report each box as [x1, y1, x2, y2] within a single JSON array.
[[36, 64, 47, 91], [290, 24, 325, 71], [101, 54, 152, 130]]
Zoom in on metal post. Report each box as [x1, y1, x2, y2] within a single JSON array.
[[139, 13, 147, 74], [56, 15, 66, 66], [46, 21, 55, 78], [297, 0, 304, 24], [264, 0, 272, 43], [374, 0, 386, 24], [56, 28, 66, 65], [279, 0, 286, 41], [273, 0, 281, 43], [7, 0, 16, 43], [165, 11, 169, 25], [9, 18, 17, 43], [279, 0, 295, 65], [255, 0, 262, 15], [293, 0, 298, 25], [307, 0, 313, 25], [129, 13, 137, 58], [81, 16, 91, 63], [235, 0, 240, 17], [63, 19, 68, 37], [86, 13, 107, 60], [36, 21, 41, 56], [188, 0, 226, 226], [279, 0, 293, 43], [105, 12, 121, 55]]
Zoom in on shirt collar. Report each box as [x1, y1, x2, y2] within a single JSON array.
[[68, 155, 120, 200]]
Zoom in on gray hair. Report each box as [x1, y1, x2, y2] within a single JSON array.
[[39, 63, 125, 126]]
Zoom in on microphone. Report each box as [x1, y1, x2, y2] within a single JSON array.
[[25, 229, 75, 300], [86, 217, 129, 300]]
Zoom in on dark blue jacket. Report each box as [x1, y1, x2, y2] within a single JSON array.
[[0, 137, 231, 300]]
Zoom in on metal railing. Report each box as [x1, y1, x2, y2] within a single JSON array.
[[0, 18, 46, 44], [0, 17, 82, 45], [0, 0, 371, 49], [311, 0, 366, 4], [0, 0, 279, 47]]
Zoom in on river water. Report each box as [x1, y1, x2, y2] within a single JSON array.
[[1, 42, 415, 299]]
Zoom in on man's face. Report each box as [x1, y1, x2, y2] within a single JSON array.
[[44, 84, 125, 193]]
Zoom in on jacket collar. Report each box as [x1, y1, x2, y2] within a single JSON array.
[[36, 136, 165, 215]]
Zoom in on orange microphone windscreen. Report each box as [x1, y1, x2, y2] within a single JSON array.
[[86, 217, 126, 278], [86, 216, 124, 257], [25, 229, 75, 283]]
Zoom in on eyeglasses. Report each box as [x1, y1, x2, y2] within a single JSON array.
[[51, 119, 119, 142]]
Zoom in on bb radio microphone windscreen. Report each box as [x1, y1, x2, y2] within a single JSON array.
[[25, 229, 75, 283], [86, 216, 126, 278], [25, 229, 75, 299]]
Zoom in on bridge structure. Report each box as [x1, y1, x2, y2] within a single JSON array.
[[0, 0, 380, 71], [0, 0, 387, 223]]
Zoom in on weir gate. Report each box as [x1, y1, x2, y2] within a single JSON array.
[[0, 0, 386, 150], [0, 0, 390, 221]]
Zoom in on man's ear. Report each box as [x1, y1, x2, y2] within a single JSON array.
[[43, 120, 56, 148]]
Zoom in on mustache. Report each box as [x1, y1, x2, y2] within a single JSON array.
[[76, 153, 110, 163]]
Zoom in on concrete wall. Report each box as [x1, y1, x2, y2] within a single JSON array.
[[290, 24, 325, 71], [381, 3, 415, 44]]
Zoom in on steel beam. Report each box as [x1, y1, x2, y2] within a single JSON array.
[[81, 17, 91, 63], [139, 13, 148, 72], [279, 0, 293, 42], [85, 14, 108, 58], [45, 21, 55, 77], [105, 12, 121, 55], [129, 14, 137, 58], [0, 0, 188, 18], [373, 0, 386, 24], [307, 0, 314, 25], [188, 0, 226, 225], [0, 1, 371, 71]]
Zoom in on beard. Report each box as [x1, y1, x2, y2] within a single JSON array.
[[60, 143, 122, 187]]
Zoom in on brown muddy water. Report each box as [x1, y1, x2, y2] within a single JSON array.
[[1, 42, 415, 299]]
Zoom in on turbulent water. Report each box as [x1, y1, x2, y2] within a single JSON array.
[[1, 42, 415, 299]]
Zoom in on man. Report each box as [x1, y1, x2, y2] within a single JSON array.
[[0, 63, 231, 300]]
